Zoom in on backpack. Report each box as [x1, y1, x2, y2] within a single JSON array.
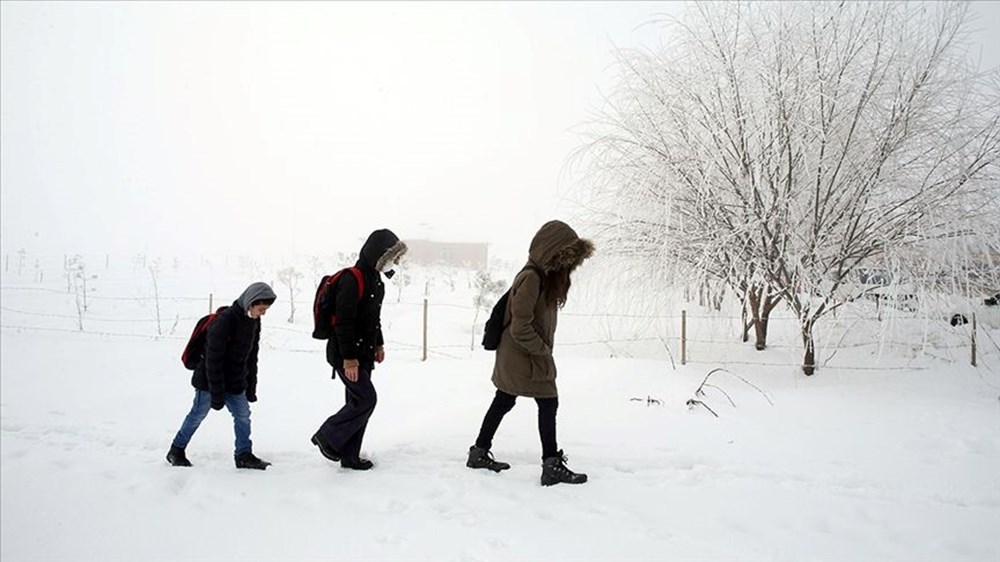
[[482, 266, 543, 351], [181, 306, 229, 370], [311, 267, 365, 340]]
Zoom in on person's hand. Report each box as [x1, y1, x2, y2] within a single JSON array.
[[211, 394, 225, 410], [375, 346, 385, 364], [246, 392, 257, 403], [344, 359, 359, 383]]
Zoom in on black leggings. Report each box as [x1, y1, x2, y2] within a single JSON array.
[[475, 389, 559, 459]]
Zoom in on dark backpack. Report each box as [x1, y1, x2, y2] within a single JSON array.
[[311, 267, 365, 340], [181, 306, 229, 370], [482, 266, 543, 351]]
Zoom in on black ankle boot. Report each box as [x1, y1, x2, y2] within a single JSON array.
[[340, 457, 374, 470], [166, 445, 192, 467], [541, 451, 587, 486], [311, 431, 341, 462], [467, 445, 510, 472], [235, 451, 271, 470]]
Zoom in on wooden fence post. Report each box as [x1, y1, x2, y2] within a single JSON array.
[[681, 310, 687, 366], [971, 313, 977, 367], [422, 298, 428, 361]]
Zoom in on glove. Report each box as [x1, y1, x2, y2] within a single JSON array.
[[246, 392, 257, 403], [211, 394, 225, 411]]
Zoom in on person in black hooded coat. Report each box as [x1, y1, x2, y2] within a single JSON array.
[[311, 229, 408, 470], [166, 282, 277, 470]]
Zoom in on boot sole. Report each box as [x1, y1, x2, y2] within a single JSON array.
[[465, 462, 510, 472], [467, 462, 511, 473], [541, 475, 588, 486]]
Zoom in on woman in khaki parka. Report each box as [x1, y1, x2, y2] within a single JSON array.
[[466, 220, 594, 486]]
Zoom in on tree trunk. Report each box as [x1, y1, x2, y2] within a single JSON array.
[[748, 287, 766, 350], [747, 285, 781, 350], [801, 318, 816, 376], [741, 298, 750, 343]]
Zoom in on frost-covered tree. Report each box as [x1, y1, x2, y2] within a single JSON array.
[[64, 255, 87, 330], [579, 1, 1000, 374], [471, 270, 507, 350], [277, 266, 303, 323], [149, 260, 162, 336]]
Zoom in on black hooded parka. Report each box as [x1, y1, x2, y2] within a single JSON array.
[[326, 229, 405, 371]]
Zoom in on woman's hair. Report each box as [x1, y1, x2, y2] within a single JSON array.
[[543, 269, 571, 308], [541, 238, 593, 308], [251, 297, 276, 307]]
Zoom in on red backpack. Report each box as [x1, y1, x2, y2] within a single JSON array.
[[311, 267, 364, 340], [181, 306, 229, 370]]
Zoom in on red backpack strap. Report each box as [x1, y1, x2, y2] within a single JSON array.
[[347, 267, 364, 299], [181, 312, 217, 366], [321, 268, 365, 330]]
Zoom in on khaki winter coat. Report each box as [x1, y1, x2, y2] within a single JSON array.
[[491, 220, 594, 398]]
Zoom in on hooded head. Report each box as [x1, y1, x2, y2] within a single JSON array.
[[528, 220, 595, 273], [359, 228, 408, 278], [527, 220, 594, 308], [236, 282, 277, 314]]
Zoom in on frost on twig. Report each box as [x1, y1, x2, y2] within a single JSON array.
[[687, 368, 773, 417], [630, 395, 663, 406]]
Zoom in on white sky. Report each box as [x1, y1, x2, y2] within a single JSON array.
[[2, 1, 998, 262]]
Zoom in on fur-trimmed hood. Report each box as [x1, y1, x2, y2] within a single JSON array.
[[527, 220, 595, 273], [359, 229, 408, 273]]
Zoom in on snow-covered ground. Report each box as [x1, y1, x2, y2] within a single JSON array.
[[2, 256, 998, 561]]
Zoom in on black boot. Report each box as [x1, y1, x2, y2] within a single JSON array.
[[311, 431, 341, 463], [166, 445, 192, 467], [541, 451, 587, 486], [235, 451, 271, 470], [467, 445, 510, 472], [340, 457, 374, 471]]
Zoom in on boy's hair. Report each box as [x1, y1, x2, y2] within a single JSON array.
[[251, 297, 276, 307]]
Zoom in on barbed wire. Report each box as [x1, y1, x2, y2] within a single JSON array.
[[0, 324, 186, 340], [1, 286, 207, 302], [0, 306, 200, 324], [3, 283, 996, 371]]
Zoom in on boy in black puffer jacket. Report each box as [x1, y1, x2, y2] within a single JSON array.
[[167, 282, 277, 470]]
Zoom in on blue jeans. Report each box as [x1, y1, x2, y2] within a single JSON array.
[[172, 390, 253, 455]]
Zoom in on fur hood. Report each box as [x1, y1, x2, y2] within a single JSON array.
[[527, 220, 595, 273], [358, 229, 408, 273]]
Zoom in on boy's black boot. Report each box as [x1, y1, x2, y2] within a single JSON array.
[[166, 445, 192, 467], [467, 445, 510, 472], [541, 450, 587, 486], [235, 451, 271, 470]]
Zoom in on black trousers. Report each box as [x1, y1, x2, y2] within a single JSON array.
[[475, 389, 559, 459], [318, 367, 376, 461]]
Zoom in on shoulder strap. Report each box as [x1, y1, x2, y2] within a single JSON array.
[[346, 267, 364, 299], [502, 265, 545, 328]]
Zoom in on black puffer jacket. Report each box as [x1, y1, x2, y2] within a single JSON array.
[[326, 229, 407, 371], [192, 283, 275, 400]]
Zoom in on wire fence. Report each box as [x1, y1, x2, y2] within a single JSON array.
[[3, 283, 996, 373]]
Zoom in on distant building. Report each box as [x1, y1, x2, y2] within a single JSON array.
[[404, 239, 488, 269]]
